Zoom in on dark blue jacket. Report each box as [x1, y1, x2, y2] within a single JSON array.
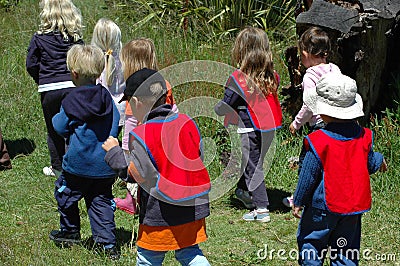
[[26, 32, 83, 85], [53, 84, 120, 178]]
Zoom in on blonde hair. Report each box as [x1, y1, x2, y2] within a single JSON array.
[[120, 38, 158, 81], [232, 27, 278, 96], [38, 0, 83, 42], [91, 18, 122, 88], [67, 44, 104, 81]]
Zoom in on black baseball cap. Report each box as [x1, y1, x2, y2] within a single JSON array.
[[119, 68, 167, 103]]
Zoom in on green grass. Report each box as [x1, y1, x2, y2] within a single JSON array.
[[0, 0, 399, 265]]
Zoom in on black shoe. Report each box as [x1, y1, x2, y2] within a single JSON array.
[[49, 230, 81, 247], [104, 246, 120, 260]]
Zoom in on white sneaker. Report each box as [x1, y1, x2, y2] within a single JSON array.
[[43, 166, 55, 176], [282, 195, 294, 208]]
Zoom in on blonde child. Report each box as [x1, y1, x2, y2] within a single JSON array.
[[283, 26, 342, 208], [26, 0, 83, 176], [293, 72, 387, 264], [103, 68, 210, 265], [50, 44, 120, 260], [215, 27, 283, 222], [91, 18, 125, 134], [113, 38, 177, 214]]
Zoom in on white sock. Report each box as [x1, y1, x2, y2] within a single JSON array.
[[256, 208, 269, 213]]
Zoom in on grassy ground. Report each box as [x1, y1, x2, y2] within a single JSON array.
[[0, 1, 399, 265]]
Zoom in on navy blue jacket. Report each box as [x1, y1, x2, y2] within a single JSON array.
[[53, 84, 120, 178], [26, 32, 83, 85]]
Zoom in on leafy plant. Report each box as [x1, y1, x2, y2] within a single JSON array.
[[115, 0, 297, 39]]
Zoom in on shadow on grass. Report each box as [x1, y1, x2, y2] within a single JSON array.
[[76, 227, 136, 255], [4, 138, 36, 159], [229, 187, 293, 213]]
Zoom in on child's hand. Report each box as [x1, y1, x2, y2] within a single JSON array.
[[289, 123, 297, 135], [380, 158, 388, 172], [102, 136, 119, 152], [292, 205, 303, 219]]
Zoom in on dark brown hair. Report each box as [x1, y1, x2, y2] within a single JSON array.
[[299, 26, 331, 58]]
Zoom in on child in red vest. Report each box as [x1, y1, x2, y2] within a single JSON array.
[[215, 27, 282, 222], [293, 72, 387, 265], [102, 68, 211, 265]]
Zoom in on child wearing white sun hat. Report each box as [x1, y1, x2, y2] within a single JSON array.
[[293, 72, 387, 265]]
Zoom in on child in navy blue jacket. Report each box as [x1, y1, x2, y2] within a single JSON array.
[[293, 72, 387, 265], [49, 44, 120, 260], [26, 0, 84, 176]]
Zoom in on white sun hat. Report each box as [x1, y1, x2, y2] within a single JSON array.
[[304, 72, 364, 119]]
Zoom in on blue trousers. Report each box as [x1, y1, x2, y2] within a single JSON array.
[[54, 172, 116, 245], [297, 207, 362, 266], [136, 245, 210, 266]]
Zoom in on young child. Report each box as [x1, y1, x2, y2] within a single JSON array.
[[26, 0, 84, 176], [49, 44, 120, 260], [283, 26, 342, 208], [113, 38, 177, 215], [214, 27, 282, 222], [293, 72, 387, 265], [91, 18, 125, 135], [102, 68, 211, 265]]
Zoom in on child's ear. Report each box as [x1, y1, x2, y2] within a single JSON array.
[[71, 70, 79, 80]]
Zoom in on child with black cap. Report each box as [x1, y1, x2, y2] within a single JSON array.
[[292, 72, 387, 265], [103, 68, 211, 265]]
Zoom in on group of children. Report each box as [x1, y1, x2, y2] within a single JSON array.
[[25, 0, 387, 265]]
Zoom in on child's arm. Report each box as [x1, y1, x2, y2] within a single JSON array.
[[368, 149, 388, 174], [214, 87, 242, 116], [52, 106, 71, 138], [293, 150, 322, 218], [109, 103, 120, 138], [26, 36, 40, 84], [103, 136, 129, 180]]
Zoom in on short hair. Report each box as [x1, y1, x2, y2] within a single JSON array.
[[299, 26, 331, 58], [38, 0, 83, 42], [67, 44, 105, 80], [120, 38, 158, 81]]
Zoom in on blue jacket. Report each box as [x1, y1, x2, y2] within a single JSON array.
[[293, 122, 384, 211], [53, 84, 120, 178]]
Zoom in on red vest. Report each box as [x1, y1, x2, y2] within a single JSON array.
[[130, 113, 211, 202], [224, 69, 282, 131], [305, 128, 373, 214]]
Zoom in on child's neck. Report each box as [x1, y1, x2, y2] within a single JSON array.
[[310, 59, 327, 67], [75, 78, 96, 87]]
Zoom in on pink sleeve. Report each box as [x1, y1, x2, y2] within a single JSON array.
[[291, 73, 318, 130], [122, 114, 138, 151]]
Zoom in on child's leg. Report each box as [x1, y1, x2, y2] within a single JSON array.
[[174, 244, 210, 266], [243, 131, 274, 209], [40, 89, 72, 171], [297, 207, 350, 265], [136, 247, 167, 266], [329, 215, 361, 266], [54, 172, 83, 233], [84, 177, 116, 246]]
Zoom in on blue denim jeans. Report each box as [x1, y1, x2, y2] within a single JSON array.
[[136, 244, 210, 266], [297, 207, 362, 266]]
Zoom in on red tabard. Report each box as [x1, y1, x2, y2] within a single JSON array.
[[305, 128, 373, 214], [130, 113, 211, 202], [224, 69, 282, 131]]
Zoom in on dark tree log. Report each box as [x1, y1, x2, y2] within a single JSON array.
[[282, 0, 400, 124]]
